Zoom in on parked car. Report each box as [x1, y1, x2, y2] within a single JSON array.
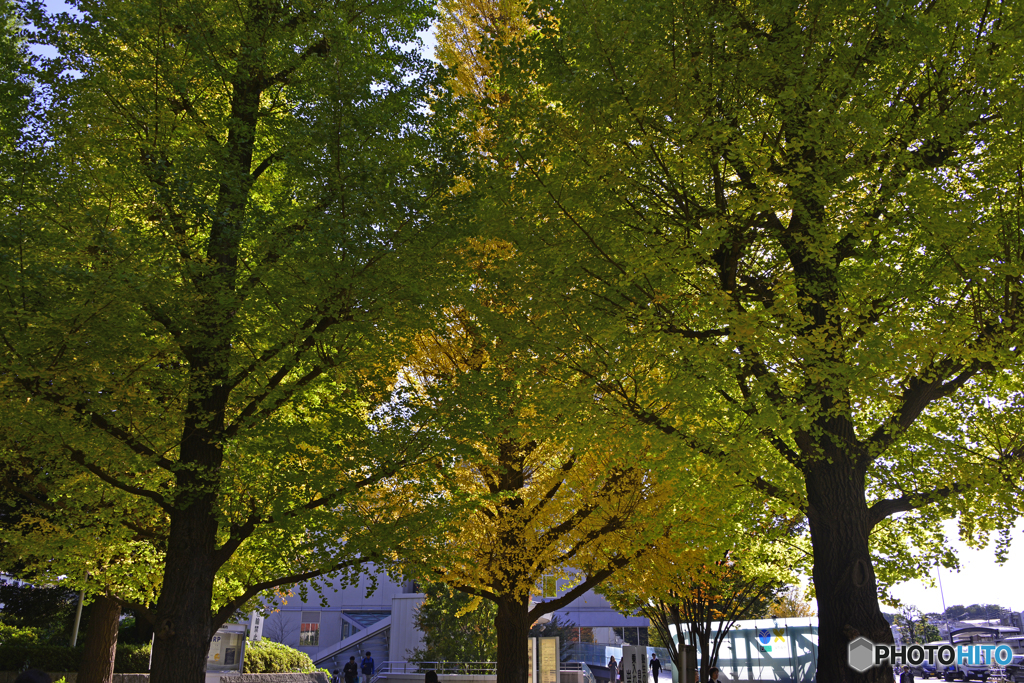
[[1004, 654, 1024, 683], [908, 662, 937, 679], [942, 663, 990, 681]]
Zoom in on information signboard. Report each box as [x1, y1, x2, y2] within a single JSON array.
[[622, 646, 649, 683], [206, 622, 247, 677], [539, 637, 559, 683]]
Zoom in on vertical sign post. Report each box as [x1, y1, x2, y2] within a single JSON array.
[[249, 611, 264, 642], [528, 637, 537, 683], [622, 646, 648, 683], [539, 637, 560, 683]]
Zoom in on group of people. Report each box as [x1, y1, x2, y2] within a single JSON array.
[[332, 650, 376, 683], [606, 654, 719, 683]]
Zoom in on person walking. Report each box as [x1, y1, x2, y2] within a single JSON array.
[[344, 656, 359, 683], [361, 651, 375, 683], [649, 655, 662, 683], [608, 656, 618, 683], [707, 667, 719, 682]]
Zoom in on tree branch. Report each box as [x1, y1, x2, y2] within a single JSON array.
[[528, 551, 642, 619], [868, 483, 964, 528], [66, 446, 173, 512], [868, 360, 985, 452], [211, 556, 366, 631]]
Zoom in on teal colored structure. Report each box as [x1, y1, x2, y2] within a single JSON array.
[[669, 617, 819, 683]]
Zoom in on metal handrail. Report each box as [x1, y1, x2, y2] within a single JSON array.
[[375, 661, 500, 676], [372, 661, 597, 680]]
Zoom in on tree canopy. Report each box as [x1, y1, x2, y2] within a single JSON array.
[[3, 0, 1024, 682], [0, 0, 462, 681], [453, 0, 1024, 680]]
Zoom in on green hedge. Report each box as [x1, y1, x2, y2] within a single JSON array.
[[114, 643, 151, 673], [0, 624, 41, 646], [0, 644, 82, 672], [0, 639, 318, 674], [243, 638, 316, 674], [0, 642, 151, 672]]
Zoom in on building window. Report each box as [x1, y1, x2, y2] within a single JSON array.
[[300, 611, 320, 647], [614, 626, 649, 646]]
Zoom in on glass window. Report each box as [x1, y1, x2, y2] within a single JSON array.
[[300, 611, 320, 647], [613, 626, 649, 646]]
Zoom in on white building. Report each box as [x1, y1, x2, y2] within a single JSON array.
[[259, 571, 650, 673]]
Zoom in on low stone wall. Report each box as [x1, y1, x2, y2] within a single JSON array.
[[232, 675, 330, 683], [380, 675, 496, 683], [0, 673, 328, 683]]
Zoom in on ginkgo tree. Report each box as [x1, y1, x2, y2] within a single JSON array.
[[0, 1, 462, 682], [463, 0, 1024, 680], [601, 501, 803, 682], [397, 305, 722, 683]]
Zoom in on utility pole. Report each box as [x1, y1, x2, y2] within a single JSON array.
[[69, 588, 85, 647]]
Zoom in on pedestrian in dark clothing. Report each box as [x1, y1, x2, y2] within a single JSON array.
[[344, 656, 360, 683], [426, 671, 439, 683], [361, 651, 375, 683], [650, 655, 662, 683]]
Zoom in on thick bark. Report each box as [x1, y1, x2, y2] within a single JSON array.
[[78, 594, 121, 683], [495, 597, 532, 683], [146, 28, 261, 681], [148, 487, 221, 683], [805, 454, 894, 683]]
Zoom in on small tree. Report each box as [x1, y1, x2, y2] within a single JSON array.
[[530, 615, 588, 659], [602, 514, 795, 683], [894, 607, 940, 645], [409, 582, 498, 665]]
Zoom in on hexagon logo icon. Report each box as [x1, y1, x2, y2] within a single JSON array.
[[848, 637, 876, 673]]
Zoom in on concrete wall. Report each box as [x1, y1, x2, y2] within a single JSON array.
[[0, 675, 329, 683], [382, 674, 495, 683], [0, 674, 150, 683], [389, 594, 426, 663]]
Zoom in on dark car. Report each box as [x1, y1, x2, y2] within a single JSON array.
[[909, 662, 937, 679], [1005, 654, 1024, 683]]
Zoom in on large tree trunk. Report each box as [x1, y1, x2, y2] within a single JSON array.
[[495, 597, 532, 683], [149, 418, 225, 683], [148, 497, 220, 683], [805, 454, 893, 683], [78, 594, 121, 683]]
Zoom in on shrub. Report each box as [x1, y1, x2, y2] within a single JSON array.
[[114, 643, 151, 673], [0, 623, 41, 646], [244, 638, 316, 673], [0, 642, 150, 672], [0, 644, 82, 672]]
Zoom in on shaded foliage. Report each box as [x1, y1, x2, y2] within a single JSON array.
[[409, 582, 498, 664]]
